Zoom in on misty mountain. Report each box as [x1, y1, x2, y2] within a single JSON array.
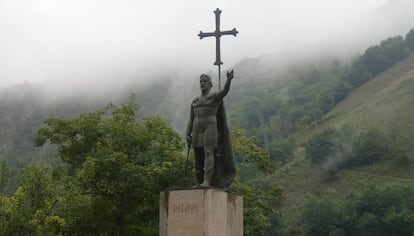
[[0, 27, 413, 187], [1, 26, 414, 234], [0, 54, 338, 163], [0, 76, 191, 163]]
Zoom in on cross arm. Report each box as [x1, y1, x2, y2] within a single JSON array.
[[198, 31, 216, 39], [219, 28, 238, 37]]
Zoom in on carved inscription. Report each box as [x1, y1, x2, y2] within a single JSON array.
[[172, 203, 199, 214]]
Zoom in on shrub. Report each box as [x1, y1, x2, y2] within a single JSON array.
[[303, 128, 337, 165], [345, 129, 388, 167]]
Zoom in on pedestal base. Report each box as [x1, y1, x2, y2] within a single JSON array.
[[159, 188, 243, 236]]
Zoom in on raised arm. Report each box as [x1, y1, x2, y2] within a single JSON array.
[[217, 70, 234, 100]]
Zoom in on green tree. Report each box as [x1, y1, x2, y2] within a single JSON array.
[[354, 183, 414, 235], [231, 129, 284, 235], [300, 194, 349, 236], [243, 96, 263, 128], [231, 129, 275, 175], [303, 128, 338, 165], [0, 161, 9, 193], [299, 182, 414, 236], [347, 128, 388, 166], [346, 35, 410, 88], [0, 162, 64, 236], [1, 97, 285, 236], [389, 132, 411, 166], [34, 96, 189, 235], [406, 28, 414, 50], [233, 181, 283, 236], [266, 137, 296, 164]]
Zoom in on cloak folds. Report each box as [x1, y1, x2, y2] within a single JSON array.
[[211, 101, 236, 189]]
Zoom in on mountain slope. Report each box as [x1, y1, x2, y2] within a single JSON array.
[[324, 53, 414, 135], [296, 53, 414, 144], [278, 53, 414, 233]]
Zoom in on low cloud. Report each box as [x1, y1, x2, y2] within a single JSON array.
[[0, 0, 413, 92]]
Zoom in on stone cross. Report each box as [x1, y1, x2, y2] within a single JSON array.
[[198, 8, 238, 66], [198, 8, 238, 89]]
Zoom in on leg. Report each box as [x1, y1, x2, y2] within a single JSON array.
[[193, 147, 205, 185], [200, 123, 218, 187], [200, 146, 215, 187]]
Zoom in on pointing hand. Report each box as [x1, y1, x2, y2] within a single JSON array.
[[227, 70, 234, 80]]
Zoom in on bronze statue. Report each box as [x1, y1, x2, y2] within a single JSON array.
[[186, 71, 236, 189]]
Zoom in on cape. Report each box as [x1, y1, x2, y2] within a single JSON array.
[[211, 101, 236, 189]]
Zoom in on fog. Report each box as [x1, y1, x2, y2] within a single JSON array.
[[1, 0, 414, 90]]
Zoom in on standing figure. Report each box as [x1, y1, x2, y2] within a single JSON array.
[[186, 70, 236, 189]]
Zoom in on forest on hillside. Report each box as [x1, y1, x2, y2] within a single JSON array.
[[230, 28, 414, 163], [1, 28, 414, 235]]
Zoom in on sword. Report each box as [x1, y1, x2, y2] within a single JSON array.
[[184, 144, 191, 177]]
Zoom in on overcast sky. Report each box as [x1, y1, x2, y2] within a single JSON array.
[[1, 0, 414, 88]]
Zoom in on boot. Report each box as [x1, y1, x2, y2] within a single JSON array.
[[193, 169, 203, 188], [200, 168, 213, 187]]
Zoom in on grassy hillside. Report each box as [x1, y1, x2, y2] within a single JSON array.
[[301, 53, 414, 141], [277, 53, 414, 233]]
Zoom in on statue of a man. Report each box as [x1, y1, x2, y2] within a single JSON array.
[[186, 71, 236, 189]]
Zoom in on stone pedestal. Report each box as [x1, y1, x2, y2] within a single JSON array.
[[159, 188, 243, 236]]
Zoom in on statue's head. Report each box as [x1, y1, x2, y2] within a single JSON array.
[[200, 74, 213, 90]]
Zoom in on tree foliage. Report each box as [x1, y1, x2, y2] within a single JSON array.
[[230, 29, 413, 162], [406, 28, 414, 51], [0, 97, 285, 235], [230, 129, 285, 235], [232, 60, 354, 156], [231, 129, 276, 175], [303, 126, 411, 175], [266, 137, 296, 164], [231, 147, 284, 235], [0, 162, 63, 236], [303, 128, 338, 165], [346, 35, 411, 88], [0, 161, 8, 193], [347, 128, 388, 166], [300, 194, 350, 236], [33, 96, 189, 235], [300, 182, 414, 236]]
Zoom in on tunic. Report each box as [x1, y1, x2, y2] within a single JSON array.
[[191, 92, 221, 148]]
